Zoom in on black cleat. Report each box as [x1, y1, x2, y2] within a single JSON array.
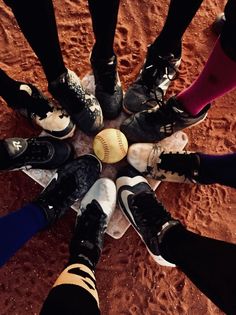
[[34, 154, 102, 226], [70, 178, 116, 269], [0, 136, 74, 171], [91, 55, 123, 119], [49, 69, 103, 135], [121, 97, 210, 143], [123, 45, 181, 114], [116, 165, 179, 266]]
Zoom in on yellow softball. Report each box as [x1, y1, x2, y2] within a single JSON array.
[[93, 128, 128, 164]]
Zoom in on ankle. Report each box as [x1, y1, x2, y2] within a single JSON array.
[[149, 40, 182, 59]]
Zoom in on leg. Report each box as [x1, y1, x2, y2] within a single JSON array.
[[3, 0, 66, 82], [116, 166, 236, 313], [0, 203, 47, 267], [160, 225, 236, 315], [40, 178, 116, 315], [88, 0, 123, 119], [40, 263, 100, 315], [123, 0, 204, 114], [88, 0, 120, 60], [0, 155, 101, 266]]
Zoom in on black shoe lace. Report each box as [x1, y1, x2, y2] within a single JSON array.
[[132, 192, 171, 233], [159, 152, 200, 181], [141, 55, 178, 108], [20, 139, 49, 164], [26, 89, 53, 120]]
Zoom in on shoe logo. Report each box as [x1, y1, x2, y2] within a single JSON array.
[[13, 141, 22, 151], [48, 205, 53, 210], [160, 124, 173, 134], [120, 190, 137, 226]]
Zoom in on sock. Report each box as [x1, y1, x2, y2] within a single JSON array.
[[0, 203, 48, 266], [151, 0, 203, 56], [197, 152, 236, 188], [88, 0, 120, 60], [5, 0, 66, 82], [177, 39, 236, 116]]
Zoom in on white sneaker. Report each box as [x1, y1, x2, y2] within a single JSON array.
[[128, 143, 200, 183], [79, 178, 117, 220]]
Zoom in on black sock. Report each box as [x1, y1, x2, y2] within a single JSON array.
[[151, 0, 204, 57], [89, 0, 120, 60], [4, 0, 66, 82]]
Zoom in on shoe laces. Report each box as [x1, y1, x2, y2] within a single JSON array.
[[158, 151, 200, 181], [131, 191, 171, 233], [76, 201, 107, 248], [26, 88, 53, 120], [19, 138, 50, 165], [141, 55, 178, 107]]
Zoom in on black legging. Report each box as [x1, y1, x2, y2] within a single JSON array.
[[3, 0, 120, 82], [160, 225, 236, 315]]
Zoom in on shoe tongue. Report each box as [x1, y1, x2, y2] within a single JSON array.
[[4, 138, 28, 158]]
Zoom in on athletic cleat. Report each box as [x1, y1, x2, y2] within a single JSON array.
[[116, 165, 179, 266], [123, 45, 181, 114], [91, 55, 123, 119], [0, 136, 74, 171], [121, 96, 210, 143], [8, 84, 75, 139], [128, 144, 200, 183], [70, 178, 116, 268], [49, 69, 103, 135], [33, 154, 102, 226]]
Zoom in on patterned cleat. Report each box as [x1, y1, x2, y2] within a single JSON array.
[[123, 45, 181, 114], [34, 154, 102, 226], [8, 84, 75, 139], [91, 55, 123, 119], [116, 165, 179, 267], [70, 178, 117, 269], [128, 144, 201, 183], [121, 96, 210, 143], [49, 69, 103, 135], [0, 136, 74, 171]]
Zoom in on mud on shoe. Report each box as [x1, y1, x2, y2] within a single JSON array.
[[91, 55, 123, 119], [128, 143, 200, 183], [116, 165, 179, 266], [70, 178, 116, 269], [8, 84, 75, 139], [121, 96, 210, 143], [49, 69, 103, 135], [33, 154, 102, 226], [0, 136, 74, 171], [123, 45, 181, 114]]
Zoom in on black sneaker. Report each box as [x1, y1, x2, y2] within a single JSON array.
[[8, 84, 75, 139], [48, 69, 103, 135], [121, 96, 210, 143], [211, 13, 225, 36], [123, 45, 181, 114], [70, 178, 116, 269], [91, 55, 123, 119], [116, 165, 179, 266], [0, 136, 74, 171], [33, 154, 102, 226]]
